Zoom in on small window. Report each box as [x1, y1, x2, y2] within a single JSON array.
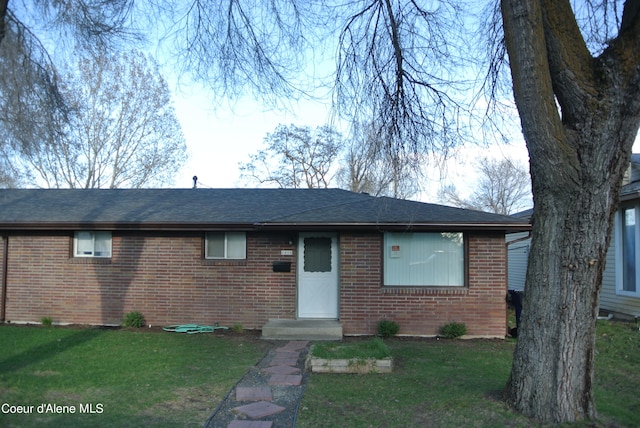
[[303, 237, 332, 272], [74, 231, 112, 258], [205, 232, 246, 259]]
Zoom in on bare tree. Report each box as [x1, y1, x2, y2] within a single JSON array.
[[165, 1, 324, 107], [336, 122, 422, 198], [0, 149, 20, 187], [239, 124, 341, 188], [14, 51, 187, 188], [164, 1, 468, 163], [0, 1, 140, 168], [333, 1, 469, 164], [439, 157, 531, 214]]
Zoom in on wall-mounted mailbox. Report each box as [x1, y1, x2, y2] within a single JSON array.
[[272, 261, 292, 272]]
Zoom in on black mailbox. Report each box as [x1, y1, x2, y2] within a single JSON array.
[[272, 261, 291, 272]]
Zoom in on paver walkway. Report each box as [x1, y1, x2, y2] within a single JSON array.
[[204, 341, 309, 428]]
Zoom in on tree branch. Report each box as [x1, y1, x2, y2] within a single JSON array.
[[501, 0, 579, 190], [540, 0, 596, 125]]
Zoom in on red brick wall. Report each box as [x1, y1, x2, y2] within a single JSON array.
[[3, 232, 297, 328], [2, 230, 507, 337], [339, 232, 507, 337]]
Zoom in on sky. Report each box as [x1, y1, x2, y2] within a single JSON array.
[[16, 1, 631, 208], [170, 86, 338, 190], [168, 81, 533, 205], [137, 2, 635, 207]]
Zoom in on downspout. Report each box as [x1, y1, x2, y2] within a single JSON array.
[[1, 236, 7, 322]]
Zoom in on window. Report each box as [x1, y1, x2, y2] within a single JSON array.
[[616, 206, 640, 297], [303, 237, 332, 272], [205, 232, 246, 259], [384, 232, 464, 286], [74, 231, 112, 258]]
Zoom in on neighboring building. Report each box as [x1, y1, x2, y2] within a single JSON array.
[[506, 154, 640, 321], [0, 188, 529, 338], [601, 154, 640, 319], [507, 209, 533, 294], [506, 208, 532, 332]]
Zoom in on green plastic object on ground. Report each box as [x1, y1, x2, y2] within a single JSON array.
[[162, 323, 229, 334]]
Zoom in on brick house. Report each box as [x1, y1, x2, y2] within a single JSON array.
[[0, 188, 529, 338]]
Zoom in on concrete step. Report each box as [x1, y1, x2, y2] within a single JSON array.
[[261, 319, 342, 340]]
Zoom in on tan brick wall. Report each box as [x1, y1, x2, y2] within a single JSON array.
[[339, 232, 507, 337], [3, 232, 297, 328], [2, 230, 507, 337]]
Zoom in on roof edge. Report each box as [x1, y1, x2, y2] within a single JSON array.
[[0, 221, 531, 233]]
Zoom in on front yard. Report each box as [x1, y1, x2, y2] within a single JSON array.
[[0, 319, 638, 427], [0, 326, 270, 427], [298, 320, 640, 427]]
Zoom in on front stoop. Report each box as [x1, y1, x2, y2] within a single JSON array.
[[261, 319, 342, 340]]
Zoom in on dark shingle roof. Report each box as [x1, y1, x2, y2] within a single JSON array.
[[0, 188, 529, 231]]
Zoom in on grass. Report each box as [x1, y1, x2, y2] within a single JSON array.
[[0, 325, 270, 428], [592, 319, 640, 425], [298, 319, 640, 428], [310, 338, 391, 360], [1, 320, 638, 427]]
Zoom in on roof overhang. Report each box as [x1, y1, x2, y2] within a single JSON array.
[[620, 191, 640, 202], [0, 221, 532, 233]]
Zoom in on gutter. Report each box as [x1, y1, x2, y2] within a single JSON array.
[[506, 232, 532, 247], [0, 222, 532, 233], [620, 191, 640, 202], [1, 236, 7, 322], [252, 222, 532, 232]]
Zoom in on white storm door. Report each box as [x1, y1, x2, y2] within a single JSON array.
[[298, 233, 339, 319]]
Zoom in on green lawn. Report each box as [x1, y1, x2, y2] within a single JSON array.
[[298, 320, 640, 428], [1, 320, 638, 427], [0, 326, 270, 427]]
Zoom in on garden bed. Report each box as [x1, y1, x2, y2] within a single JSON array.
[[305, 338, 393, 373]]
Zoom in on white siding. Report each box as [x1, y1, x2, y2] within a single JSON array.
[[600, 216, 640, 318], [510, 213, 640, 318], [507, 231, 530, 292]]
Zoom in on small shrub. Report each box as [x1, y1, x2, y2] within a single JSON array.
[[377, 319, 400, 338], [40, 317, 53, 327], [123, 311, 145, 328], [439, 322, 467, 339], [232, 324, 244, 333]]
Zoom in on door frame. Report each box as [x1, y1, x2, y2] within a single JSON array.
[[297, 232, 339, 319]]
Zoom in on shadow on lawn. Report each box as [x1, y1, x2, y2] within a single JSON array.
[[0, 328, 103, 373]]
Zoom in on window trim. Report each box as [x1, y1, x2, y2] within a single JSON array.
[[382, 232, 467, 288], [616, 205, 640, 298], [205, 232, 247, 260], [73, 231, 112, 258]]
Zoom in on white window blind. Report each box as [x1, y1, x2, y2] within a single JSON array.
[[384, 232, 464, 286], [74, 231, 112, 258], [206, 232, 246, 259]]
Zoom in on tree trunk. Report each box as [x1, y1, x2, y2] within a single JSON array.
[[504, 177, 615, 422], [501, 0, 640, 423]]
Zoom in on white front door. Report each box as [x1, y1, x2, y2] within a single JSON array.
[[298, 233, 339, 319]]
